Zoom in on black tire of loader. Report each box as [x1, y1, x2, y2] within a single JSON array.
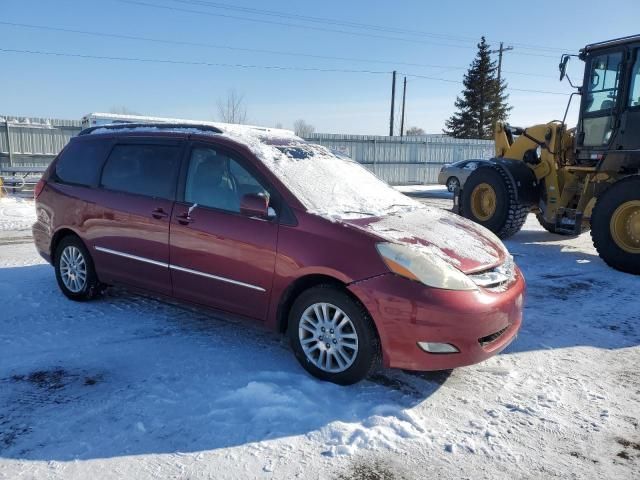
[[590, 175, 640, 275], [461, 167, 529, 239]]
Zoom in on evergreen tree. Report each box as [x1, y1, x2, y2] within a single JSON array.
[[443, 37, 511, 139]]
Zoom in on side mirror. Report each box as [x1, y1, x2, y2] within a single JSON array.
[[240, 193, 269, 218], [559, 54, 570, 81]]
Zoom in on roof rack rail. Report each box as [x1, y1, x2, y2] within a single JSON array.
[[78, 122, 223, 136]]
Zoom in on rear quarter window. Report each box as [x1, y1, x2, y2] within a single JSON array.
[[100, 143, 182, 200], [54, 140, 112, 187]]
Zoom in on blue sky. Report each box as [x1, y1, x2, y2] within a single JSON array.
[[1, 0, 638, 134]]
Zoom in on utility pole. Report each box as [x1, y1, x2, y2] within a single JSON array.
[[490, 42, 514, 84], [400, 76, 407, 137], [389, 70, 396, 136]]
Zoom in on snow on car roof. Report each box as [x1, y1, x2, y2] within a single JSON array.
[[83, 112, 295, 137], [88, 125, 221, 136]]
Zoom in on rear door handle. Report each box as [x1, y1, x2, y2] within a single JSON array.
[[151, 208, 169, 219], [176, 213, 194, 225]]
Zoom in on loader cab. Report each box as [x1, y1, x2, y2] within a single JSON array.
[[574, 35, 640, 158]]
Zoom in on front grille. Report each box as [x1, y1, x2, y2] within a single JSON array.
[[468, 256, 516, 290], [478, 325, 509, 347]]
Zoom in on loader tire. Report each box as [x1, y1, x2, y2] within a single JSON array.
[[461, 166, 529, 239], [591, 176, 640, 275]]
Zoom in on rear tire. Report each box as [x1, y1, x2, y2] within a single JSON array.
[[288, 285, 380, 385], [590, 176, 640, 274], [461, 167, 529, 239], [54, 235, 102, 301]]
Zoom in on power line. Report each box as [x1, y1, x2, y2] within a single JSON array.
[[0, 47, 389, 74], [115, 0, 563, 58], [166, 0, 575, 53], [0, 20, 558, 79], [401, 72, 570, 95], [0, 47, 571, 96]]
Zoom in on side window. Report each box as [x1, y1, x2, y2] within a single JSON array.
[[229, 160, 269, 197], [464, 161, 478, 170], [100, 144, 181, 199], [184, 147, 269, 213], [54, 140, 111, 187], [584, 52, 623, 114], [629, 49, 640, 107]]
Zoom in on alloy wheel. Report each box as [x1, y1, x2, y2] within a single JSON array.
[[59, 245, 87, 293], [298, 302, 359, 373]]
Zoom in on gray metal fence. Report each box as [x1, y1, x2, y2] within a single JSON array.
[[0, 116, 82, 169], [1, 115, 495, 186], [304, 133, 495, 185]]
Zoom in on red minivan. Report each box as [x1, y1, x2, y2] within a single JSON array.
[[33, 123, 524, 384]]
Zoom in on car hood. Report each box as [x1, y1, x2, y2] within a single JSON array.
[[342, 206, 509, 274]]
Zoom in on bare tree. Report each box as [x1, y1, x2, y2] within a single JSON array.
[[405, 126, 426, 136], [274, 122, 283, 129], [109, 106, 141, 115], [293, 119, 315, 137], [217, 89, 247, 124]]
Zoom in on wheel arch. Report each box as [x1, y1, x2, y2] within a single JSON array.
[[275, 274, 377, 339], [50, 227, 83, 265], [446, 175, 459, 184]]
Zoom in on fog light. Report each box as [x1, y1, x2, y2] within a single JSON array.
[[417, 342, 459, 354]]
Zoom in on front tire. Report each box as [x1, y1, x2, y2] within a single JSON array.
[[54, 235, 102, 301], [288, 285, 380, 385], [461, 167, 529, 239], [591, 176, 640, 274]]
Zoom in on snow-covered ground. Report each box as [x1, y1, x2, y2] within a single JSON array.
[[0, 194, 639, 479], [0, 196, 36, 233]]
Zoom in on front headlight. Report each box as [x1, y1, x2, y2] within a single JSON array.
[[376, 242, 477, 291]]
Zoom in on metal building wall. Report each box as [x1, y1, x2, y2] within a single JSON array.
[[304, 133, 495, 184], [0, 116, 82, 168]]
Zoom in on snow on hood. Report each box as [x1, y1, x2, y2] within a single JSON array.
[[344, 206, 508, 273]]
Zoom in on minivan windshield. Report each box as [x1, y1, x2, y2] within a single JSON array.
[[259, 138, 419, 219]]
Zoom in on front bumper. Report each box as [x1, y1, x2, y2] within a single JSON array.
[[348, 269, 524, 371]]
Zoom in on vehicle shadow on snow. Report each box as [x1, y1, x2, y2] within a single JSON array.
[[0, 264, 448, 461]]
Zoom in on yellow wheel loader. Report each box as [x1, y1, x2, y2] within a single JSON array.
[[455, 35, 640, 274]]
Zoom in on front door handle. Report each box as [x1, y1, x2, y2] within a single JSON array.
[[176, 213, 194, 225], [151, 208, 169, 219]]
